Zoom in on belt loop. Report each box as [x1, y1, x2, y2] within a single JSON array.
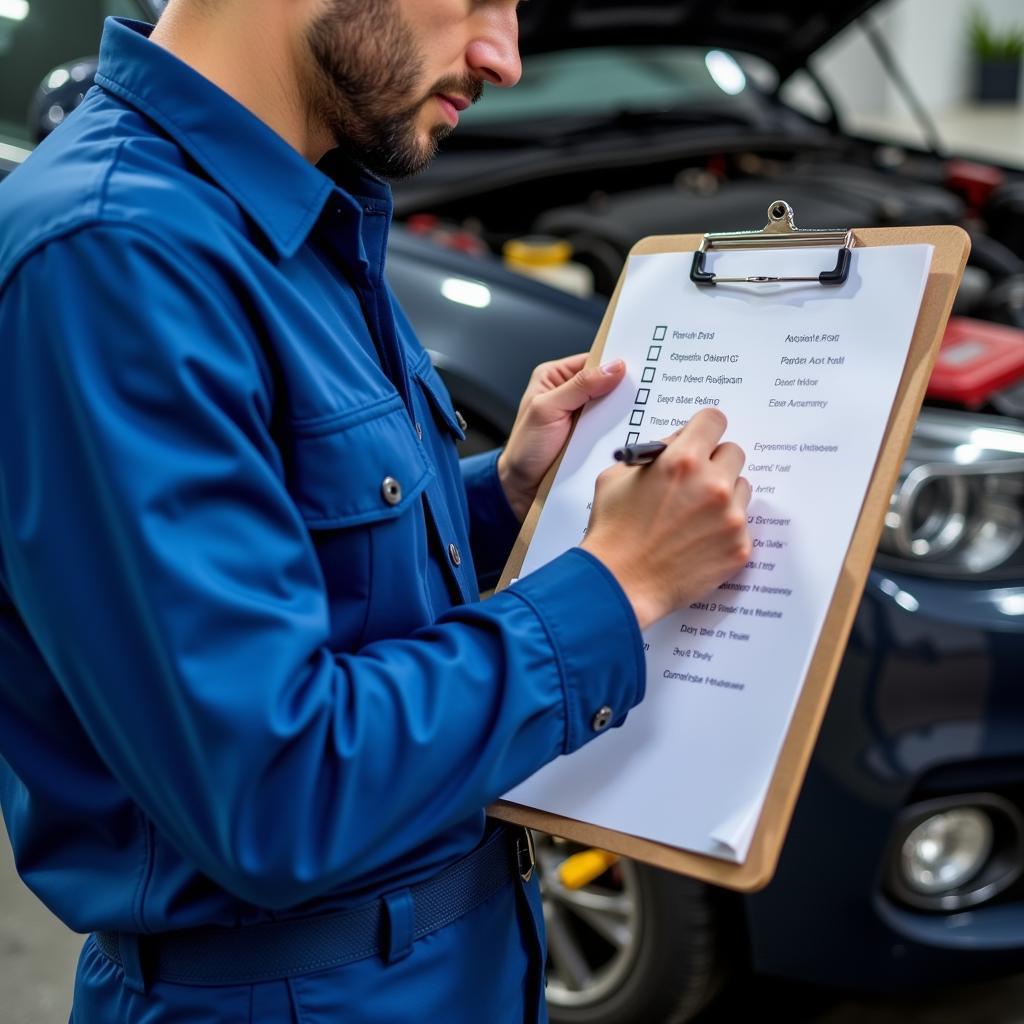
[[514, 827, 536, 883], [117, 932, 151, 995], [382, 888, 415, 964]]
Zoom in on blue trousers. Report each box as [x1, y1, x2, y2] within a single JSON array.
[[70, 874, 548, 1023]]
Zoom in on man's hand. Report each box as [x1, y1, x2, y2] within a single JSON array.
[[581, 408, 753, 631], [498, 354, 627, 521]]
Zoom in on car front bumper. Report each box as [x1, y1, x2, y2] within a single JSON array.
[[746, 569, 1024, 990]]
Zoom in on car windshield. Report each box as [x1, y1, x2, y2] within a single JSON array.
[[459, 46, 773, 128], [0, 0, 142, 147]]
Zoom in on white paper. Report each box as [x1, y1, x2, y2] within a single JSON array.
[[504, 245, 934, 863]]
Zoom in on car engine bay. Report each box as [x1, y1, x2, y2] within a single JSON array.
[[398, 141, 1024, 414]]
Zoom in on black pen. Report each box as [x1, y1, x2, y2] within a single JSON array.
[[613, 441, 667, 466]]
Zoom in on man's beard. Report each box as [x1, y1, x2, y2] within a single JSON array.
[[304, 0, 482, 180]]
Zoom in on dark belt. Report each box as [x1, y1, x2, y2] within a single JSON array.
[[94, 824, 536, 990]]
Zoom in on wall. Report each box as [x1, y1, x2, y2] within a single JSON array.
[[809, 0, 1024, 121]]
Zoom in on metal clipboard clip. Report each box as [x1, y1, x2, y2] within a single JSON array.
[[690, 200, 855, 287]]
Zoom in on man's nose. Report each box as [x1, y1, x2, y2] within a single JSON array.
[[466, 8, 522, 88]]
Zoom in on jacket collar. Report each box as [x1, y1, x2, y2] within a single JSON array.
[[95, 17, 392, 260]]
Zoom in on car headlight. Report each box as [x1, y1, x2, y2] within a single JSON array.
[[900, 809, 993, 895], [878, 409, 1024, 578], [885, 794, 1024, 912]]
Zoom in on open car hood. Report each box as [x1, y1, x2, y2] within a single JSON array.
[[518, 1, 883, 78], [137, 0, 881, 81]]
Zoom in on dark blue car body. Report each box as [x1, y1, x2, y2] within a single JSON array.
[[752, 570, 1024, 990]]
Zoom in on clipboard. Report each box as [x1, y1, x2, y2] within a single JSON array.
[[489, 202, 970, 893]]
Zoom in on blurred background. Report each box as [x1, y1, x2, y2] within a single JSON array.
[[788, 0, 1024, 167]]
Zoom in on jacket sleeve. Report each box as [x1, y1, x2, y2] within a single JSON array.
[[460, 449, 523, 591], [0, 225, 645, 910]]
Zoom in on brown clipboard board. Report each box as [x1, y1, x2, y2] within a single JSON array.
[[488, 213, 970, 893]]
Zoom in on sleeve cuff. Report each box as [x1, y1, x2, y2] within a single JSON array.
[[461, 448, 523, 591], [505, 547, 646, 754]]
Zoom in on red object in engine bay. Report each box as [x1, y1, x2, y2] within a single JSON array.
[[928, 317, 1024, 409], [945, 159, 1005, 213]]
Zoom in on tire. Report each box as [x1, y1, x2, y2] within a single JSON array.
[[538, 835, 736, 1024]]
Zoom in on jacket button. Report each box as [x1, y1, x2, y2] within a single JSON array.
[[448, 543, 462, 567], [455, 410, 468, 432], [381, 477, 402, 506], [592, 706, 614, 732], [415, 422, 424, 441]]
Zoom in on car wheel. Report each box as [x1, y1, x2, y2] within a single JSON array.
[[537, 835, 733, 1024]]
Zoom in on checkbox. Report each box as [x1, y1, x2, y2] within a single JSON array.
[[627, 432, 640, 445], [653, 326, 667, 341], [629, 409, 644, 427], [647, 345, 662, 361], [642, 366, 656, 383], [635, 388, 650, 405]]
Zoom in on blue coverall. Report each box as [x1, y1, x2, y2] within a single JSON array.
[[0, 18, 646, 1022]]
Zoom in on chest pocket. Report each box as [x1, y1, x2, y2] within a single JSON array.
[[282, 396, 436, 646], [412, 353, 466, 444], [285, 396, 431, 528]]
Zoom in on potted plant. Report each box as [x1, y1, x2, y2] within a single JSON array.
[[969, 7, 1024, 103]]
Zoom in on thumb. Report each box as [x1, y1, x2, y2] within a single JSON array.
[[535, 359, 626, 419]]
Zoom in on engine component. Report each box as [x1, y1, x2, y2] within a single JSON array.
[[984, 182, 1024, 260], [928, 317, 1024, 409], [535, 163, 965, 295]]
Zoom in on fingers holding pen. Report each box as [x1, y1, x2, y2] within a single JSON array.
[[620, 410, 730, 469], [663, 407, 728, 462], [584, 405, 756, 628]]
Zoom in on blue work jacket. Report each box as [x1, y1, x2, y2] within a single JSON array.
[[0, 18, 645, 1022]]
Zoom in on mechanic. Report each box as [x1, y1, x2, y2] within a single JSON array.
[[0, 1, 752, 1021]]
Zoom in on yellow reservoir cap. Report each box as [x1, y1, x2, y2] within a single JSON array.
[[558, 849, 621, 890], [503, 235, 574, 268]]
